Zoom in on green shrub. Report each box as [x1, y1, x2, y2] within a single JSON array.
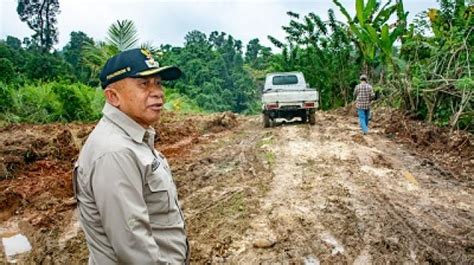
[[0, 58, 15, 83], [1, 82, 104, 124], [13, 83, 64, 123], [0, 80, 205, 126], [0, 82, 13, 112], [164, 87, 202, 113], [24, 52, 75, 82], [51, 82, 104, 121]]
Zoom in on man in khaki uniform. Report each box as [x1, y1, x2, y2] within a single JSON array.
[[73, 48, 188, 264]]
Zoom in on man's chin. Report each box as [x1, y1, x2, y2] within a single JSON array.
[[146, 112, 161, 126]]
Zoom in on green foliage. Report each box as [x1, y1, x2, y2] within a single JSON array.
[[51, 82, 104, 121], [455, 78, 474, 92], [245, 38, 272, 70], [163, 88, 202, 113], [399, 0, 473, 130], [6, 36, 22, 49], [332, 0, 407, 76], [0, 82, 13, 113], [16, 83, 63, 123], [0, 41, 74, 84], [326, 0, 473, 131], [81, 20, 141, 85], [0, 58, 15, 83], [160, 30, 258, 113], [24, 51, 75, 81], [2, 3, 471, 132], [0, 82, 104, 124], [16, 0, 60, 52], [267, 9, 361, 109], [106, 20, 139, 51], [62, 31, 94, 83]]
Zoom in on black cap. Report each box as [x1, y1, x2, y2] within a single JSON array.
[[99, 48, 182, 89]]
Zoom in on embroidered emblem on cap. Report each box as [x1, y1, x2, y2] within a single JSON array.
[[141, 48, 160, 68], [140, 48, 152, 57], [145, 57, 159, 68]]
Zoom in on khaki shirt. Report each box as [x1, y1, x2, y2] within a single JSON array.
[[74, 103, 187, 264]]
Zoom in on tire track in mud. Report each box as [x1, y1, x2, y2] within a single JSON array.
[[336, 168, 447, 264], [322, 114, 474, 264], [327, 115, 473, 264], [225, 113, 473, 264], [227, 121, 360, 263], [354, 166, 472, 264]]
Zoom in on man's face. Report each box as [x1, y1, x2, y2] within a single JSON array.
[[108, 75, 165, 128]]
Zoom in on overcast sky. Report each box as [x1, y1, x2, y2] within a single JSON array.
[[1, 0, 438, 50]]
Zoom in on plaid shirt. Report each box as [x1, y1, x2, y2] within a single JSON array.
[[354, 82, 375, 109]]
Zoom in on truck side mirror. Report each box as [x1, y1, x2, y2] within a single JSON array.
[[306, 83, 310, 88]]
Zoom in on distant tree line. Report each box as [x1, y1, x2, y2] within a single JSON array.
[[0, 0, 472, 131]]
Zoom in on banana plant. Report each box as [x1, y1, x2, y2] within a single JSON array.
[[333, 0, 408, 73]]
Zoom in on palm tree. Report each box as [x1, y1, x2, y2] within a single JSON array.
[[82, 41, 119, 84], [81, 19, 158, 85], [106, 20, 139, 51]]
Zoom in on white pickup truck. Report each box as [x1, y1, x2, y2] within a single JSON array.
[[261, 72, 319, 127]]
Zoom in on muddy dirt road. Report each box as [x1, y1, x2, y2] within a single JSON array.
[[1, 111, 473, 264], [223, 114, 473, 264]]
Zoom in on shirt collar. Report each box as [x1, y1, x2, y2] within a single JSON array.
[[102, 102, 156, 145]]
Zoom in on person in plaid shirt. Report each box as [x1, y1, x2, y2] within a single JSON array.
[[354, 74, 375, 134]]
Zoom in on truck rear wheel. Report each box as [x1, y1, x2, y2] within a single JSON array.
[[301, 112, 307, 123], [263, 113, 271, 128], [309, 110, 316, 125]]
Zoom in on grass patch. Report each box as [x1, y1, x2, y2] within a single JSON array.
[[256, 134, 274, 148], [264, 151, 276, 166], [217, 191, 246, 216]]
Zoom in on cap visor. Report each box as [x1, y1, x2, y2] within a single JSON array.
[[135, 66, 182, 81]]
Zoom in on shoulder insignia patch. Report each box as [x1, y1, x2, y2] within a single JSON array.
[[151, 158, 160, 172]]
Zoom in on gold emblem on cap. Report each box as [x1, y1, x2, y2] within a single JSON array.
[[141, 48, 152, 59], [141, 48, 159, 68]]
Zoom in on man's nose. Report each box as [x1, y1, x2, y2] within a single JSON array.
[[150, 85, 164, 98]]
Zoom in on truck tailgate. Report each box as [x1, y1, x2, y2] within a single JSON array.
[[262, 89, 319, 104]]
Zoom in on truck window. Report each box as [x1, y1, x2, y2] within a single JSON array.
[[272, 75, 298, 85]]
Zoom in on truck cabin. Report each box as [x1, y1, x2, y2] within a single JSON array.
[[263, 73, 309, 92]]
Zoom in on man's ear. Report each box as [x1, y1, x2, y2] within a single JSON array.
[[104, 84, 120, 107]]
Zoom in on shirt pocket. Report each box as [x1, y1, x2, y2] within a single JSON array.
[[145, 165, 171, 225]]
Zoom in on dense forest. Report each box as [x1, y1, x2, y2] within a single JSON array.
[[0, 0, 472, 131]]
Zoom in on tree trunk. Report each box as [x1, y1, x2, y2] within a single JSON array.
[[422, 92, 437, 123], [38, 0, 47, 51], [450, 90, 472, 133]]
